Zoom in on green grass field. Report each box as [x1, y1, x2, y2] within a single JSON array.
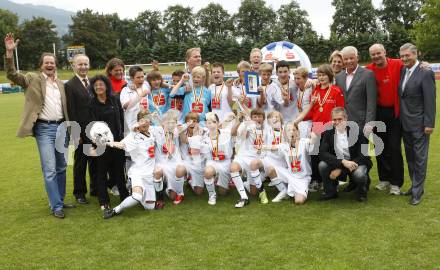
[[0, 83, 439, 269]]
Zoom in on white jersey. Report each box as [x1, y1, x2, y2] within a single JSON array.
[[121, 131, 156, 178], [120, 82, 151, 132], [209, 83, 233, 122], [278, 139, 313, 178], [264, 125, 286, 165], [232, 83, 258, 111], [296, 86, 313, 113], [201, 129, 233, 161], [149, 125, 182, 163], [180, 128, 208, 162], [272, 80, 298, 123], [235, 121, 266, 159], [264, 81, 283, 114]]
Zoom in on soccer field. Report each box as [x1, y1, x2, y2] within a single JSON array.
[[0, 84, 439, 269]]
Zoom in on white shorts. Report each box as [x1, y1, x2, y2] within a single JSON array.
[[262, 155, 286, 173], [156, 161, 185, 194], [233, 155, 254, 175], [130, 174, 156, 203], [206, 160, 231, 189], [275, 167, 311, 197], [184, 159, 205, 188]]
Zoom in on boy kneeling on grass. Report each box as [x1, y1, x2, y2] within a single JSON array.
[[104, 110, 164, 219]]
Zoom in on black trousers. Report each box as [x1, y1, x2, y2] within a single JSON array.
[[311, 155, 322, 183], [374, 106, 404, 187], [319, 161, 369, 197], [96, 147, 128, 205], [73, 143, 98, 198]]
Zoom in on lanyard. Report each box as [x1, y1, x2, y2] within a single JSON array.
[[214, 83, 224, 101], [289, 141, 300, 164], [210, 129, 220, 156], [192, 85, 204, 104], [272, 128, 282, 144], [297, 89, 305, 111], [317, 87, 332, 112]]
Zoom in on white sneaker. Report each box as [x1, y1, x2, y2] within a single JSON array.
[[389, 185, 401, 195], [208, 195, 217, 205], [272, 189, 288, 202], [375, 181, 390, 191], [110, 186, 120, 196], [234, 198, 249, 208]]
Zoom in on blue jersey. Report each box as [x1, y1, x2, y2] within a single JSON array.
[[171, 85, 211, 123], [148, 87, 170, 116]]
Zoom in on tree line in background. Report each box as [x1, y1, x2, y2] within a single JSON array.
[[0, 0, 439, 70]]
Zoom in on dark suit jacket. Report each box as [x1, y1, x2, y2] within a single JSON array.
[[398, 63, 436, 132], [335, 66, 377, 128], [65, 76, 93, 135], [319, 126, 372, 172]]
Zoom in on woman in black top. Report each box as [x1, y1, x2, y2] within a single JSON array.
[[89, 75, 128, 210]]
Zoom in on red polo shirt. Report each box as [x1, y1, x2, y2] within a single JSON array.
[[306, 84, 345, 133], [366, 58, 403, 117], [110, 76, 127, 94]]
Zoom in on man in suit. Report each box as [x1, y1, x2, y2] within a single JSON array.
[[336, 46, 377, 133], [4, 33, 73, 218], [398, 43, 436, 205], [318, 107, 372, 202], [335, 46, 377, 192], [65, 54, 97, 204]]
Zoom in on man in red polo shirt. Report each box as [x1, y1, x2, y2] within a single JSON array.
[[366, 44, 404, 195]]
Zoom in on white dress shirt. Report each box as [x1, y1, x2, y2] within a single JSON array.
[[345, 65, 359, 90], [39, 73, 63, 121], [335, 129, 350, 160], [402, 60, 419, 91]]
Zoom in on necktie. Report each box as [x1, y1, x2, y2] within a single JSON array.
[[83, 78, 89, 88], [402, 69, 411, 91]]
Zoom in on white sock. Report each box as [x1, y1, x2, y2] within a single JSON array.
[[231, 172, 248, 200], [114, 193, 141, 214], [250, 170, 262, 189], [153, 178, 163, 192], [204, 177, 216, 199], [272, 178, 287, 192], [243, 181, 250, 192], [174, 176, 185, 195]]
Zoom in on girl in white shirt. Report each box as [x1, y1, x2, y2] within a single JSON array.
[[201, 113, 234, 206]]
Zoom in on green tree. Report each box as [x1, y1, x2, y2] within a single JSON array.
[[17, 17, 59, 70], [0, 9, 19, 69], [63, 9, 119, 68], [331, 0, 379, 39], [196, 3, 233, 40], [380, 0, 424, 56], [106, 13, 131, 53], [233, 0, 276, 42], [132, 10, 164, 47], [277, 1, 317, 43], [163, 5, 197, 44], [330, 0, 383, 60], [413, 0, 440, 60]]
